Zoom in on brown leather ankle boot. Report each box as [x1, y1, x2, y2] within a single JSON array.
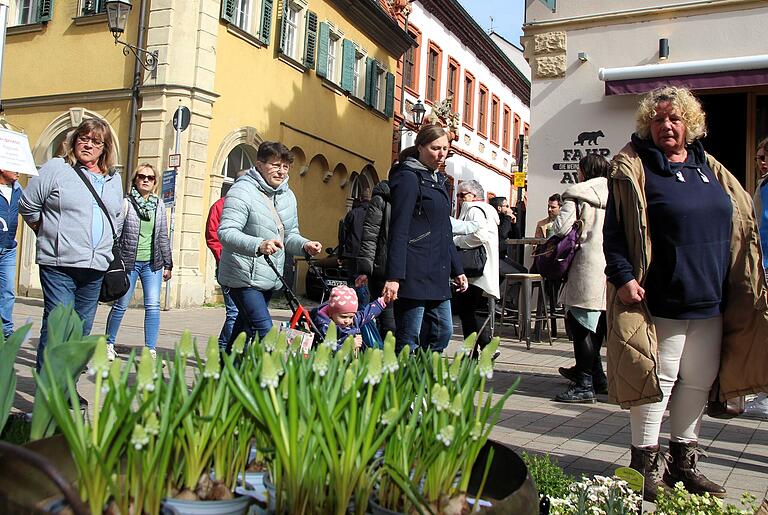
[[664, 441, 726, 498], [629, 445, 669, 502]]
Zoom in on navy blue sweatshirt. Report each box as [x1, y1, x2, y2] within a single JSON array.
[[606, 135, 732, 319]]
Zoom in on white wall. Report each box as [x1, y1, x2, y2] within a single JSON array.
[[406, 3, 530, 206], [525, 6, 768, 234]]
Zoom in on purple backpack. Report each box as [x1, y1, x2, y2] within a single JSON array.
[[531, 203, 582, 281]]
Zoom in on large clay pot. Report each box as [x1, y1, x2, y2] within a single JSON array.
[[370, 439, 539, 515]]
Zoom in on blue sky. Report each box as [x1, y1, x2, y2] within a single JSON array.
[[457, 0, 525, 47]]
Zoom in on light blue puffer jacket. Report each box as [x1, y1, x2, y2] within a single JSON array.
[[217, 169, 309, 290]]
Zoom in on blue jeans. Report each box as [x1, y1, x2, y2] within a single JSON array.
[[394, 298, 453, 353], [0, 247, 17, 337], [106, 261, 162, 350], [218, 286, 239, 351], [227, 287, 274, 351], [38, 265, 104, 371]]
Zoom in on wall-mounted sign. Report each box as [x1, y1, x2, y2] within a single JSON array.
[[514, 172, 527, 188], [168, 153, 181, 168], [162, 170, 177, 207], [552, 130, 611, 184]]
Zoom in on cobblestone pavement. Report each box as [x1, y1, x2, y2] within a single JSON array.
[[8, 297, 768, 507]]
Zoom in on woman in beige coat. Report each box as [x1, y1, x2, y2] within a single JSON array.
[[604, 86, 768, 502], [552, 154, 609, 404]]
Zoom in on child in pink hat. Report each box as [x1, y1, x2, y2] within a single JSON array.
[[311, 285, 387, 351]]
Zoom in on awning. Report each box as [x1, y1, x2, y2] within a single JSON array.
[[598, 54, 768, 95]]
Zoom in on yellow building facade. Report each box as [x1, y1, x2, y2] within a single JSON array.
[[2, 0, 411, 306]]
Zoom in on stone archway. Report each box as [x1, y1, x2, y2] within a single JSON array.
[[209, 126, 263, 202]]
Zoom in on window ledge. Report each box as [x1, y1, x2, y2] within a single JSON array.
[[370, 108, 389, 121], [278, 53, 308, 73], [348, 95, 367, 110], [72, 12, 108, 26], [462, 122, 474, 132], [226, 23, 266, 48], [7, 23, 45, 35], [321, 78, 346, 96], [404, 85, 419, 98]]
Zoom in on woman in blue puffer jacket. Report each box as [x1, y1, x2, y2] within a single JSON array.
[[217, 141, 322, 347]]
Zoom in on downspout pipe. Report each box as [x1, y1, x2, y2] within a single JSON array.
[[126, 0, 149, 178]]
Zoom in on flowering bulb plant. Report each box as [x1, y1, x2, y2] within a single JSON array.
[[548, 476, 642, 515]]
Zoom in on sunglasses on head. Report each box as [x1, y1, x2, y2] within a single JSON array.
[[136, 173, 156, 182]]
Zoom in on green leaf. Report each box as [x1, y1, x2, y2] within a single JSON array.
[[0, 324, 31, 432]]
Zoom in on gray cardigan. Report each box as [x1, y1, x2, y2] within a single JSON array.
[[19, 158, 124, 271], [119, 197, 173, 272]]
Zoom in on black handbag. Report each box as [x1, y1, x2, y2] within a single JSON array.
[[456, 206, 488, 278], [74, 167, 130, 302], [458, 245, 487, 278]]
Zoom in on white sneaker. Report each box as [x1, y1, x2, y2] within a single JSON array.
[[106, 344, 117, 362], [743, 392, 768, 420], [149, 348, 157, 361]]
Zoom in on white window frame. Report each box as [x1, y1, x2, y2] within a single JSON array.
[[77, 0, 106, 16], [325, 23, 344, 84], [374, 65, 385, 111], [221, 144, 255, 197], [283, 6, 299, 58], [234, 0, 251, 32], [11, 0, 39, 26], [352, 49, 364, 98]]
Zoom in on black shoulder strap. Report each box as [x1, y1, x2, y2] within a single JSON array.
[[74, 166, 118, 240], [468, 205, 488, 219]]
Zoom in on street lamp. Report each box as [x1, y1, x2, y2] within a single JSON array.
[[396, 99, 426, 138], [105, 0, 158, 78]]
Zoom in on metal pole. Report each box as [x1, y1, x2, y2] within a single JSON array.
[[0, 2, 9, 104], [163, 108, 181, 310], [126, 0, 149, 180]]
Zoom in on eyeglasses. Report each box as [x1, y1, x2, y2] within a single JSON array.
[[136, 174, 156, 182], [76, 135, 105, 148], [266, 161, 290, 173], [757, 155, 766, 162]]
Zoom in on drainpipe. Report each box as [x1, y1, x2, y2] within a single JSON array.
[[126, 0, 149, 178]]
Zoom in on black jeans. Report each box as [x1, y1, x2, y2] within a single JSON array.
[[567, 310, 607, 380], [455, 284, 492, 351]]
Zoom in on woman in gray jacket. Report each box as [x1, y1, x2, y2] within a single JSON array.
[[105, 164, 173, 362], [19, 118, 124, 376], [218, 141, 321, 346]]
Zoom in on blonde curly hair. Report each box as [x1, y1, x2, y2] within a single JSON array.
[[635, 86, 707, 144]]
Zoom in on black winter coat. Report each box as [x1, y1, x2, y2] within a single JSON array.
[[385, 158, 462, 300], [356, 180, 391, 279]]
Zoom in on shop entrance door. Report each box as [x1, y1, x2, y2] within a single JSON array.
[[698, 92, 748, 187]]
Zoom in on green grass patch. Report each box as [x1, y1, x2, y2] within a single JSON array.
[[522, 451, 575, 499]]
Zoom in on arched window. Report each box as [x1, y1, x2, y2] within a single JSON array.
[[221, 144, 255, 197], [48, 130, 71, 160]]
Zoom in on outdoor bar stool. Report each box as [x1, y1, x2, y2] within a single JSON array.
[[499, 273, 552, 349]]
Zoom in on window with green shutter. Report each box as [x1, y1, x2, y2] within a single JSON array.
[[307, 16, 322, 73], [38, 0, 53, 22], [220, 0, 237, 23], [364, 57, 376, 107], [340, 39, 355, 93], [384, 72, 395, 118], [259, 0, 273, 44]]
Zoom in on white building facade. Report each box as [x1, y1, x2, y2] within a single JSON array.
[[523, 0, 768, 234], [396, 0, 530, 212]]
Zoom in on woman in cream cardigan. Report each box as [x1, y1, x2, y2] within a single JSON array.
[[453, 179, 500, 358], [552, 154, 610, 404]]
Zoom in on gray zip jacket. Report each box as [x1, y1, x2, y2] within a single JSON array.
[[19, 157, 124, 271], [217, 169, 308, 290], [119, 197, 173, 273]]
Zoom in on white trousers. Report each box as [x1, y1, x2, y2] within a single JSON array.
[[630, 316, 722, 447]]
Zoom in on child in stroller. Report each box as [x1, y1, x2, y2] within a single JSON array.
[[310, 285, 387, 351]]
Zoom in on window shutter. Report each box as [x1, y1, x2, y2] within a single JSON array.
[[364, 58, 376, 106], [278, 0, 288, 53], [384, 72, 395, 118], [340, 39, 355, 93], [314, 21, 329, 77], [259, 0, 273, 44], [304, 12, 319, 70], [38, 0, 54, 22], [220, 0, 236, 23]]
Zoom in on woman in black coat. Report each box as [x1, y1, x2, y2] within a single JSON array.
[[383, 125, 468, 352]]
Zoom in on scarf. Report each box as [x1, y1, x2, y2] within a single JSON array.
[[130, 186, 159, 221]]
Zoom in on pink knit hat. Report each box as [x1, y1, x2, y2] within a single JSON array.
[[327, 285, 358, 317]]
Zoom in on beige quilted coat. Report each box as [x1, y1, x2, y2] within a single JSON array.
[[606, 142, 768, 408]]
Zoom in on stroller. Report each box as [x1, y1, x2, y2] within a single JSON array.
[[263, 253, 384, 350]]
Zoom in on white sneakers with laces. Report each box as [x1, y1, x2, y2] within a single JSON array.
[[106, 344, 117, 362], [149, 348, 157, 361]]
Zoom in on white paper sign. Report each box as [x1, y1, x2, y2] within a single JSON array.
[[0, 128, 38, 176]]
